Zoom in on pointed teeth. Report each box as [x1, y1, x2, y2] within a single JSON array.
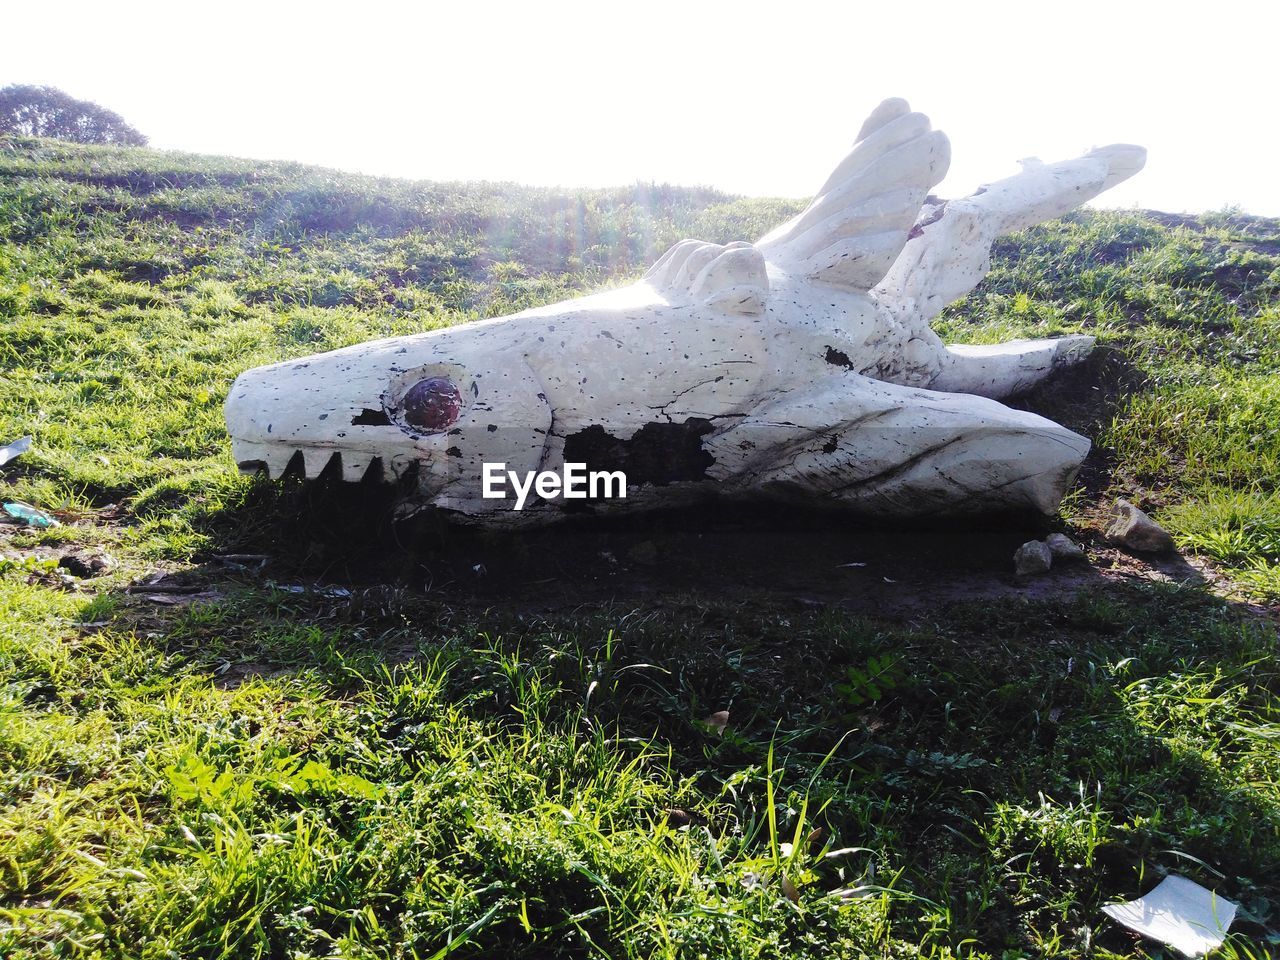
[[232, 441, 295, 478], [267, 449, 299, 478], [339, 453, 372, 482], [232, 443, 391, 482], [384, 456, 409, 480], [232, 440, 271, 476], [301, 448, 337, 478], [385, 454, 420, 481]]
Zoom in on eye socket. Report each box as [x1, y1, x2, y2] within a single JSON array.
[[401, 376, 462, 432]]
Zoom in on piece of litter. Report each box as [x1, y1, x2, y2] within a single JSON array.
[[143, 594, 186, 606], [829, 885, 873, 902], [142, 590, 222, 606], [1102, 875, 1236, 956], [3, 502, 60, 528], [125, 583, 201, 595], [0, 436, 32, 467], [703, 710, 730, 735], [270, 583, 352, 598], [213, 553, 269, 571], [836, 562, 867, 568], [780, 875, 800, 903]]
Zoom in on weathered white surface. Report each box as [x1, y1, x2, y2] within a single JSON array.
[[225, 99, 1146, 523]]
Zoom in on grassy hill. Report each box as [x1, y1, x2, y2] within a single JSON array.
[[2, 135, 1279, 958]]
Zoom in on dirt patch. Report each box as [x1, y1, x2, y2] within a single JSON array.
[[195, 484, 1275, 623], [1008, 345, 1148, 500], [1141, 209, 1280, 241], [8, 475, 1272, 631], [1012, 346, 1147, 439]]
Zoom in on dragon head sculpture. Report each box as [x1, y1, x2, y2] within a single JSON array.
[[225, 98, 1144, 523]]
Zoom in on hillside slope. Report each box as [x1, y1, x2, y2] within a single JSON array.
[[3, 136, 1278, 591], [2, 137, 1280, 958]]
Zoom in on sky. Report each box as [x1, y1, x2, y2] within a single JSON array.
[[6, 1, 1279, 214]]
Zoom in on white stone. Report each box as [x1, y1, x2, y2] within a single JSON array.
[[1045, 532, 1086, 563], [1106, 499, 1176, 554], [225, 99, 1146, 524], [1013, 540, 1053, 576]]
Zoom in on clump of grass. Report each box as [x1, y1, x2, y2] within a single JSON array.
[[1159, 488, 1280, 599], [4, 580, 1280, 957], [1106, 373, 1280, 492]]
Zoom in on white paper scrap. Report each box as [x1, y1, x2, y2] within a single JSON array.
[[1102, 875, 1236, 956], [0, 436, 32, 467]]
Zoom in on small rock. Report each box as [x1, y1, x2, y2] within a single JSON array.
[[626, 540, 659, 565], [1014, 540, 1053, 576], [57, 552, 116, 578], [1045, 533, 1085, 563], [1106, 500, 1176, 554], [665, 808, 693, 828], [664, 807, 706, 828]]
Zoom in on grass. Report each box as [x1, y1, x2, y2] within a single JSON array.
[[1, 134, 1280, 957]]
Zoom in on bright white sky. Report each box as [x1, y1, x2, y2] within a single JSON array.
[[7, 1, 1279, 214]]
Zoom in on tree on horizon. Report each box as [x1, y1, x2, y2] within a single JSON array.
[[0, 84, 147, 145]]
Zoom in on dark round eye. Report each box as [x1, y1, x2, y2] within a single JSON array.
[[401, 376, 462, 432]]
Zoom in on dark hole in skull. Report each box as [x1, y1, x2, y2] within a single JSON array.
[[401, 377, 462, 432]]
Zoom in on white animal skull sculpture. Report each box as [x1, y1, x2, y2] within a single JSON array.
[[225, 98, 1145, 523]]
